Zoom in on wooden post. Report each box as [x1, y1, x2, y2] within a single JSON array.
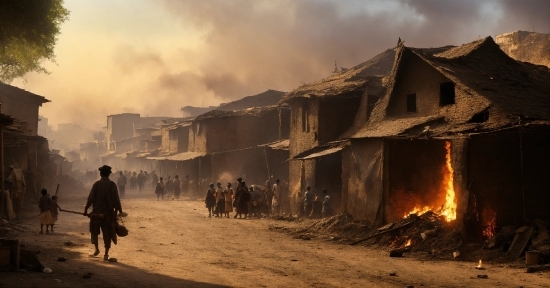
[[1, 103, 4, 192], [519, 120, 526, 218]]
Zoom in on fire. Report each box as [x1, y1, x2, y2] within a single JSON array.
[[477, 260, 482, 268], [404, 239, 412, 247], [402, 141, 457, 222], [440, 141, 457, 222], [403, 206, 432, 218], [482, 209, 497, 239]]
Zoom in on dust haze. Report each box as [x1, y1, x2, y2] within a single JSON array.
[[13, 0, 550, 133]]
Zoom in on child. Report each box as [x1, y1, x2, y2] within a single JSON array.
[[50, 195, 61, 232], [38, 189, 54, 234]]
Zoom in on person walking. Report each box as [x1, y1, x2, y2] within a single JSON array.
[[83, 165, 123, 260], [303, 186, 314, 218], [215, 182, 225, 217], [224, 183, 234, 218], [117, 171, 127, 199], [235, 181, 250, 219], [272, 179, 281, 216], [137, 170, 146, 193], [38, 188, 54, 234], [321, 189, 331, 218], [155, 177, 165, 200], [205, 183, 217, 217], [173, 175, 181, 200]]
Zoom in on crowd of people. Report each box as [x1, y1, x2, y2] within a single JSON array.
[[114, 170, 190, 200], [203, 177, 333, 220], [97, 168, 333, 221]]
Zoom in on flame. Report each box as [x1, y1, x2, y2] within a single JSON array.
[[477, 260, 482, 268], [440, 141, 457, 222], [401, 141, 457, 222], [404, 239, 412, 247], [403, 206, 432, 218], [482, 209, 497, 238]]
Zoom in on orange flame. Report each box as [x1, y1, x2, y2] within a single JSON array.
[[477, 260, 482, 268], [440, 141, 457, 222], [403, 206, 432, 218], [402, 141, 457, 222], [404, 239, 412, 247]]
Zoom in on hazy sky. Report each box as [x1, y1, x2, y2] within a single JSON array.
[[12, 0, 550, 130]]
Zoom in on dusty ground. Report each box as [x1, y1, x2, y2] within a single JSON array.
[[1, 191, 549, 288]]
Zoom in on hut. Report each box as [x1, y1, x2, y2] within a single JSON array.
[[348, 37, 550, 239]]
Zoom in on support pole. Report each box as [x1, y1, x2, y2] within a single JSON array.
[[519, 120, 526, 218], [1, 103, 4, 192]]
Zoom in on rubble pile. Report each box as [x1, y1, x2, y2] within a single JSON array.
[[291, 213, 373, 240], [360, 212, 462, 259], [288, 212, 550, 263], [483, 220, 550, 264]]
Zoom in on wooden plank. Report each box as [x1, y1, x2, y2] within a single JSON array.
[[507, 226, 534, 261]]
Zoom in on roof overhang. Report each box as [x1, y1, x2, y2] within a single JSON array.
[[293, 140, 348, 160]]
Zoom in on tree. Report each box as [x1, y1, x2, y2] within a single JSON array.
[[0, 0, 69, 82]]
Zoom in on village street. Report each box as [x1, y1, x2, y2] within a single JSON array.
[[1, 192, 548, 288]]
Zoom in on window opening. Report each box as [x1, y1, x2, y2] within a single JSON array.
[[406, 94, 417, 113], [440, 82, 455, 106], [302, 105, 309, 132]]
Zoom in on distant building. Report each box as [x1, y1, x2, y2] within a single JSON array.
[[0, 82, 50, 136]]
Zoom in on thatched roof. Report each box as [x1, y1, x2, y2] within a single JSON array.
[[279, 49, 397, 103], [353, 37, 550, 139], [194, 105, 278, 121]]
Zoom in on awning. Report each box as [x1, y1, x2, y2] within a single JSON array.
[[99, 151, 116, 158], [116, 150, 140, 159], [135, 148, 160, 158], [293, 140, 349, 160], [259, 139, 289, 150], [147, 151, 205, 161]]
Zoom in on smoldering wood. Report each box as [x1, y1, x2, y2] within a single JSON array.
[[350, 218, 418, 245]]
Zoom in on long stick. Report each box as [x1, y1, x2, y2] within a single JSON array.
[[55, 184, 60, 196], [59, 208, 84, 215]]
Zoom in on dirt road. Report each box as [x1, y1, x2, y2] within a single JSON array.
[[1, 192, 549, 287]]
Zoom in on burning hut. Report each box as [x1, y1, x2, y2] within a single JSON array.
[[348, 37, 550, 240], [279, 49, 397, 215]]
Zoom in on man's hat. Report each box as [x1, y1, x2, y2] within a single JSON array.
[[98, 165, 112, 174]]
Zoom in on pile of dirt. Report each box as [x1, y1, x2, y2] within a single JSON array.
[[286, 213, 373, 242]]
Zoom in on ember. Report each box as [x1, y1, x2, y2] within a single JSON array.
[[482, 209, 497, 239], [404, 239, 412, 247]]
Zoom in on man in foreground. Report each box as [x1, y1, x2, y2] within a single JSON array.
[[84, 165, 123, 260]]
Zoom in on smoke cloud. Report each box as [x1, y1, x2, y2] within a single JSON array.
[[12, 0, 550, 133]]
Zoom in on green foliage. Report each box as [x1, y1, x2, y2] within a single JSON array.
[[0, 0, 70, 82]]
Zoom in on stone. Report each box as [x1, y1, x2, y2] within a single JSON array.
[[476, 274, 488, 279]]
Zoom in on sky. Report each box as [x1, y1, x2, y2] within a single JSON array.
[[11, 0, 550, 131]]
